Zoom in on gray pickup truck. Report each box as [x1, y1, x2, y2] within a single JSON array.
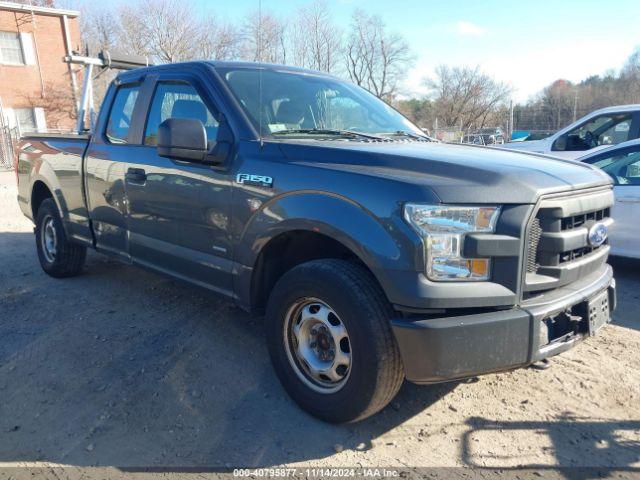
[[16, 61, 616, 423]]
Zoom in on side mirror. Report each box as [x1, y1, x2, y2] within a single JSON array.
[[157, 118, 207, 162], [204, 117, 234, 166], [553, 135, 567, 151]]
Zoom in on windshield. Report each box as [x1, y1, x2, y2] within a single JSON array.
[[583, 148, 640, 185], [218, 67, 425, 139]]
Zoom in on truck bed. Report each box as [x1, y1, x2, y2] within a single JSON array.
[[17, 133, 92, 246]]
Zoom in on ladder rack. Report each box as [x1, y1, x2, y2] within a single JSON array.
[[64, 51, 151, 133]]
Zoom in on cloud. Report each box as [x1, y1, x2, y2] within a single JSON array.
[[456, 21, 486, 37]]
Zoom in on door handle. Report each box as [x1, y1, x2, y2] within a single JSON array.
[[618, 197, 640, 204], [126, 167, 147, 184]]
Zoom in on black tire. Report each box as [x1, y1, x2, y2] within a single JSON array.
[[35, 198, 86, 278], [266, 259, 404, 423]]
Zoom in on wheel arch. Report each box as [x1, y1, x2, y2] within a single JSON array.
[[235, 192, 417, 312], [249, 229, 387, 312], [31, 180, 55, 219]]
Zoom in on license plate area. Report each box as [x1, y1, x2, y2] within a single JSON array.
[[539, 289, 611, 347], [588, 289, 610, 336]]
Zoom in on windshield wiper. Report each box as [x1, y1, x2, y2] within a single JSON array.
[[387, 130, 433, 141], [272, 128, 386, 141]]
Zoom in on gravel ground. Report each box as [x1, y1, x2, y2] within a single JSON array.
[[0, 171, 639, 477]]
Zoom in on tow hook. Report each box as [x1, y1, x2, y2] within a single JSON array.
[[530, 358, 552, 370]]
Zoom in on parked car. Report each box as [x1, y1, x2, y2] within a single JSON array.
[[498, 105, 640, 159], [509, 131, 555, 142], [17, 61, 617, 423], [462, 133, 486, 145], [578, 138, 640, 259], [477, 127, 505, 144], [462, 129, 505, 146]]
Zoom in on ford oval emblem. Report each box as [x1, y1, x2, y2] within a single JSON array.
[[588, 222, 608, 247]]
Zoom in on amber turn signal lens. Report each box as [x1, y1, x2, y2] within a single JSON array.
[[469, 259, 489, 277]]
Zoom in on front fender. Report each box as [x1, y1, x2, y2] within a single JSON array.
[[235, 191, 422, 306]]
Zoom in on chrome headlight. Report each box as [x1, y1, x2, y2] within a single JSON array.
[[404, 204, 501, 281]]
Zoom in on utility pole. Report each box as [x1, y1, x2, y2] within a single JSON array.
[[509, 99, 514, 140], [573, 91, 578, 122]]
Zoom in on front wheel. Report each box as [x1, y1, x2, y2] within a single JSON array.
[[265, 259, 404, 423], [35, 198, 86, 278]]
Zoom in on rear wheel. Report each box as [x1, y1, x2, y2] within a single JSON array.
[[35, 198, 86, 278], [266, 259, 404, 423]]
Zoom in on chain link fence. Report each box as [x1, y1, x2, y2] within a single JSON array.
[[0, 103, 18, 171]]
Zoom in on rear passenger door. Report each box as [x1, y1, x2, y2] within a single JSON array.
[[124, 74, 234, 296], [85, 82, 142, 260]]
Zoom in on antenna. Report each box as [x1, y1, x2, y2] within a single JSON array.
[[258, 0, 264, 147]]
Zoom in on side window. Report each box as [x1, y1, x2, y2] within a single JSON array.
[[105, 85, 140, 144], [587, 150, 640, 185], [144, 82, 219, 146], [0, 31, 24, 64], [556, 114, 633, 151]]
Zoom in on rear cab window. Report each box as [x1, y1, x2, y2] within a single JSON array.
[[105, 84, 140, 144]]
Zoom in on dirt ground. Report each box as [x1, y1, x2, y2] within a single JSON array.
[[1, 170, 639, 477]]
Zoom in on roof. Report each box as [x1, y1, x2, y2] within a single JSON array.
[[207, 60, 335, 76], [589, 104, 640, 115], [578, 138, 640, 160], [117, 60, 339, 81], [0, 1, 79, 18]]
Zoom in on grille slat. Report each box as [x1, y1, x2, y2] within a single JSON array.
[[524, 193, 612, 296], [527, 207, 609, 274], [526, 218, 542, 273]]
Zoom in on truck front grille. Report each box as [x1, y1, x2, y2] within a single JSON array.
[[524, 189, 613, 296], [526, 218, 542, 274]]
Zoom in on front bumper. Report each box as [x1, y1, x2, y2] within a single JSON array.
[[391, 265, 616, 384]]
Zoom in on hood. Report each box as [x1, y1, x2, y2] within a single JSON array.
[[494, 139, 547, 152], [277, 141, 612, 204]]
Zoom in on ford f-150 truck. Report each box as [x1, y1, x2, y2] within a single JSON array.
[[16, 61, 617, 423]]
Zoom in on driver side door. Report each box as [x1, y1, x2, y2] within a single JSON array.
[[125, 75, 235, 296], [552, 112, 640, 158]]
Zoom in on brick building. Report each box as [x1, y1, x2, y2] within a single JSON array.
[[0, 1, 81, 135]]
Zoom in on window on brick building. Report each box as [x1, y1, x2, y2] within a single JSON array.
[[15, 108, 36, 132], [0, 31, 24, 64]]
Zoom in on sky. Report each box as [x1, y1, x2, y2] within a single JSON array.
[[189, 0, 640, 103], [71, 0, 640, 103]]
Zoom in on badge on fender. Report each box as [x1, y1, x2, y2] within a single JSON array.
[[236, 173, 273, 188]]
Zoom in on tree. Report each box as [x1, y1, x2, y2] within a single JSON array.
[[118, 0, 199, 63], [199, 17, 242, 61], [425, 65, 511, 130], [81, 7, 120, 54], [621, 47, 640, 103], [290, 0, 342, 73], [242, 10, 287, 64], [20, 82, 75, 130], [395, 98, 433, 130], [10, 0, 55, 6], [344, 10, 412, 99]]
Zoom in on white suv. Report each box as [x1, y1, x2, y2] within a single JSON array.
[[500, 105, 640, 159]]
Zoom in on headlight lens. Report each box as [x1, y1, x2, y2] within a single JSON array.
[[404, 204, 500, 281]]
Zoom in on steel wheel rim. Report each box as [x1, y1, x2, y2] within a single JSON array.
[[283, 297, 352, 394], [41, 215, 57, 263]]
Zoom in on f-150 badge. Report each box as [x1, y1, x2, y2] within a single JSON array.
[[236, 173, 273, 188]]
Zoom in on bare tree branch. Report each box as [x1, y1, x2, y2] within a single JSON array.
[[290, 0, 342, 73], [425, 65, 512, 129], [344, 10, 411, 99]]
